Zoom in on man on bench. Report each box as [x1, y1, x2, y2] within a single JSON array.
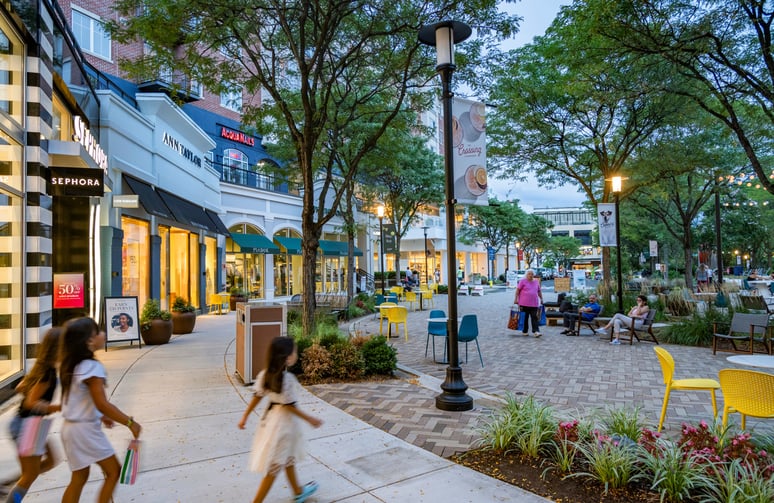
[[562, 294, 601, 336]]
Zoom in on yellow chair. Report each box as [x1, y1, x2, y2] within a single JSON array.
[[378, 302, 397, 335], [421, 289, 434, 308], [386, 305, 409, 341], [404, 291, 419, 311], [654, 347, 719, 431], [718, 368, 774, 429], [390, 285, 404, 301], [209, 293, 228, 314]]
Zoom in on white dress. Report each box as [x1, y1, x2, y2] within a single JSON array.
[[61, 359, 115, 470], [248, 370, 306, 475]]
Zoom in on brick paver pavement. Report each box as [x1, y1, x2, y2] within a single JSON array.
[[308, 287, 773, 459]]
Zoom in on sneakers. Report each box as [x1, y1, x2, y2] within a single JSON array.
[[595, 328, 608, 334], [521, 332, 529, 337], [560, 329, 569, 335], [610, 339, 621, 345], [533, 332, 542, 338], [565, 331, 578, 336], [295, 481, 318, 503]]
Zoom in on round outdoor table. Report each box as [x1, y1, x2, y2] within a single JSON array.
[[726, 354, 774, 370]]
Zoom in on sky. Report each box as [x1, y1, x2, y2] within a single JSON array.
[[483, 0, 586, 210]]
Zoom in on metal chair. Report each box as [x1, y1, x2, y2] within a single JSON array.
[[457, 314, 483, 368], [718, 368, 774, 429], [386, 305, 408, 341], [712, 312, 769, 354], [425, 309, 447, 363], [653, 347, 719, 431]]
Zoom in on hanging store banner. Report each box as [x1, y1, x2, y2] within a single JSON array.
[[449, 97, 488, 206], [383, 224, 397, 253], [597, 203, 617, 247], [53, 273, 85, 309]]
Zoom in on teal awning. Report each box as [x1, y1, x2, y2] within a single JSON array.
[[319, 240, 363, 257], [274, 236, 302, 255], [229, 233, 280, 254]]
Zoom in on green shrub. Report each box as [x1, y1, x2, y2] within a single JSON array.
[[286, 309, 301, 326], [140, 298, 171, 330], [639, 441, 710, 503], [361, 335, 397, 375], [437, 284, 448, 294], [569, 432, 645, 494], [329, 341, 366, 380], [599, 406, 647, 442], [288, 332, 313, 375], [660, 308, 731, 346], [476, 394, 556, 458]]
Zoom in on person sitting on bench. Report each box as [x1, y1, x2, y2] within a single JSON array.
[[562, 294, 601, 336]]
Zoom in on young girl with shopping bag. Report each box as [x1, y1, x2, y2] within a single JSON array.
[[5, 328, 62, 502]]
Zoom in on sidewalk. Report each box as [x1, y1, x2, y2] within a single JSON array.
[[0, 311, 548, 502]]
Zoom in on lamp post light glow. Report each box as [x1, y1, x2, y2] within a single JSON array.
[[516, 241, 521, 271], [377, 204, 386, 295], [612, 176, 624, 314], [419, 20, 473, 412]]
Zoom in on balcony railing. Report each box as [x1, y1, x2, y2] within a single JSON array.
[[211, 160, 301, 196], [137, 69, 202, 103]]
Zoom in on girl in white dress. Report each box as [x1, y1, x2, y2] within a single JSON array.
[[238, 337, 322, 503], [59, 317, 142, 503]]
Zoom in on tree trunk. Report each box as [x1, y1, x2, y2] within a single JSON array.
[[683, 222, 694, 289]]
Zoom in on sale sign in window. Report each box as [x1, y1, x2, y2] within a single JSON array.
[[54, 273, 85, 309]]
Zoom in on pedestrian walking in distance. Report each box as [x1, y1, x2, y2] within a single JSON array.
[[59, 317, 142, 503], [238, 337, 322, 503], [5, 327, 62, 502]]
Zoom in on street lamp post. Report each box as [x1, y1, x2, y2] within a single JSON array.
[[516, 241, 521, 271], [612, 176, 624, 314], [377, 205, 386, 295], [419, 20, 473, 411], [422, 226, 430, 285]]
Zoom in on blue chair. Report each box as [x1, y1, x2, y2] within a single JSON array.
[[373, 294, 385, 319], [425, 309, 447, 363], [457, 314, 483, 368]]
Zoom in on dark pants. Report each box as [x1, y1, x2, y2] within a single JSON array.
[[563, 312, 580, 330], [521, 306, 540, 333]]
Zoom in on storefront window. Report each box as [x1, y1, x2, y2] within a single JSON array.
[[52, 95, 73, 141], [189, 233, 199, 308], [205, 236, 217, 300], [159, 225, 169, 310], [0, 129, 23, 192], [0, 16, 23, 126], [121, 216, 149, 309], [273, 229, 302, 297], [0, 190, 23, 383], [226, 224, 266, 298], [169, 227, 190, 308]]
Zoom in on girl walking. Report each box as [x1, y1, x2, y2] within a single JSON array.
[[59, 317, 141, 503], [238, 337, 322, 503], [5, 328, 62, 502]]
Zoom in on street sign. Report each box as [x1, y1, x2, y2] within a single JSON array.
[[487, 247, 495, 261]]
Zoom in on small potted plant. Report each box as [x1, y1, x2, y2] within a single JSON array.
[[140, 298, 172, 345], [171, 297, 196, 334], [229, 286, 248, 310]]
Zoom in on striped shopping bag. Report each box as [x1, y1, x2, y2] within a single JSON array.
[[17, 416, 52, 457], [119, 439, 141, 485]]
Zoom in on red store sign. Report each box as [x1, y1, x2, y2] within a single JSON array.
[[53, 273, 85, 309], [220, 127, 255, 146]]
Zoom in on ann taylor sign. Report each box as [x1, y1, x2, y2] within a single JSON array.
[[162, 132, 202, 167]]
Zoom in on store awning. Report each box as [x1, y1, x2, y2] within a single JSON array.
[[157, 189, 219, 233], [319, 240, 363, 257], [123, 175, 174, 219], [230, 233, 280, 254], [274, 236, 302, 255], [205, 209, 230, 235]]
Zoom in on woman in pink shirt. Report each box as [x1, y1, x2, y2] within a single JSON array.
[[515, 269, 543, 337]]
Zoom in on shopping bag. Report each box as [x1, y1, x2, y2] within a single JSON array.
[[17, 416, 52, 457], [507, 307, 520, 330], [119, 439, 141, 485], [539, 305, 547, 326]]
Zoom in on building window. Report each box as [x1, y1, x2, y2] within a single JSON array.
[[223, 148, 248, 184], [72, 8, 111, 60], [220, 85, 242, 112], [0, 16, 23, 124]]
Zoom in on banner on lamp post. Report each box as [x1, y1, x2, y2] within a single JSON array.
[[448, 97, 488, 206], [597, 203, 617, 247]]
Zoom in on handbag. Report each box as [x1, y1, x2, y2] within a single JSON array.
[[507, 306, 520, 330], [119, 439, 141, 485], [539, 305, 547, 326], [17, 416, 52, 457]]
